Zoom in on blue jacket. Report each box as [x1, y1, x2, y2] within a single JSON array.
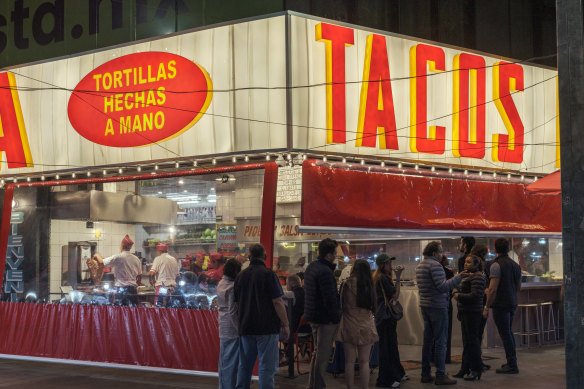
[[416, 256, 462, 309]]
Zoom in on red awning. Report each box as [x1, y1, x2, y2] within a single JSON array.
[[301, 160, 561, 233], [525, 170, 561, 195]]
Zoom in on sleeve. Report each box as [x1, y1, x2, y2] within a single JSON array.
[[490, 262, 501, 279], [431, 262, 462, 292], [321, 271, 340, 321], [150, 257, 160, 273], [268, 272, 284, 299], [227, 287, 239, 332], [457, 276, 486, 303], [381, 275, 397, 299], [102, 253, 119, 267]]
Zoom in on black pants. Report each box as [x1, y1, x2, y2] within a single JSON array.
[[492, 306, 518, 369], [460, 311, 483, 373], [376, 319, 405, 385]]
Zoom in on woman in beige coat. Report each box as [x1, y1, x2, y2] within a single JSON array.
[[337, 259, 379, 389]]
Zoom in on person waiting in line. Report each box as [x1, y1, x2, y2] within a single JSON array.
[[484, 238, 522, 374], [93, 235, 142, 306], [234, 244, 289, 389], [281, 274, 311, 364], [416, 241, 467, 385], [469, 244, 491, 372], [149, 242, 180, 307], [336, 259, 378, 389], [434, 255, 455, 364], [304, 238, 341, 389], [217, 258, 242, 389], [457, 236, 476, 273], [452, 255, 486, 381], [373, 254, 407, 388]]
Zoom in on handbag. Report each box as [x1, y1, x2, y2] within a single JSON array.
[[380, 280, 403, 321]]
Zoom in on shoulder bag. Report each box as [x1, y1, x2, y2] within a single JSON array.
[[380, 280, 403, 321]]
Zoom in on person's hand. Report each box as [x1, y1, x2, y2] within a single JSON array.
[[459, 270, 471, 278], [482, 308, 489, 318], [280, 325, 291, 341], [452, 292, 459, 300]]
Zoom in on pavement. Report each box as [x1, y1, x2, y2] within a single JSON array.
[[0, 344, 565, 388]]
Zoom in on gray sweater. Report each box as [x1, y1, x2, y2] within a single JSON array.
[[416, 256, 462, 309]]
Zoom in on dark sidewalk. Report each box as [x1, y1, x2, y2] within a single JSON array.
[[0, 344, 565, 388]]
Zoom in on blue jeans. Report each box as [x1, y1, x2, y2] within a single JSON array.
[[235, 334, 279, 389], [421, 306, 449, 377], [492, 306, 518, 369], [219, 337, 239, 389]]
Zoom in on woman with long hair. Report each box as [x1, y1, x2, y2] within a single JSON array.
[[336, 259, 378, 389], [452, 254, 486, 381], [373, 254, 407, 388]]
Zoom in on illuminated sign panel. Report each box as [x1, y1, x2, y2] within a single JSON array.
[[68, 52, 212, 147], [0, 15, 557, 176], [290, 16, 559, 173], [0, 16, 287, 176]]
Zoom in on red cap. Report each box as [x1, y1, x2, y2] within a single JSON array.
[[121, 234, 134, 249], [210, 253, 223, 262], [196, 251, 204, 260], [185, 254, 193, 261], [156, 242, 168, 252]]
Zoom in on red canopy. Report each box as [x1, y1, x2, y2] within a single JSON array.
[[526, 170, 561, 195]]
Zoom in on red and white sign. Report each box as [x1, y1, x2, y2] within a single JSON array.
[[0, 15, 557, 176], [68, 52, 212, 147], [290, 16, 559, 174]]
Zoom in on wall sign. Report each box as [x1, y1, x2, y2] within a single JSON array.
[[68, 52, 212, 147], [290, 16, 559, 174], [0, 14, 557, 176]]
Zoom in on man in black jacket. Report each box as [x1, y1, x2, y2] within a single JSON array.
[[304, 238, 340, 389], [484, 238, 522, 374], [457, 236, 476, 273]]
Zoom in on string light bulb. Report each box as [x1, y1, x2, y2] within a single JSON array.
[[244, 155, 249, 162], [212, 158, 217, 165]]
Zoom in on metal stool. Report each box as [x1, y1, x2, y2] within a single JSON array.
[[538, 301, 557, 343], [513, 303, 542, 347]]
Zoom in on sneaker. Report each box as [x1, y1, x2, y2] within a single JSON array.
[[495, 365, 519, 374], [401, 374, 409, 382], [434, 374, 457, 385], [421, 375, 435, 383], [391, 382, 401, 388]]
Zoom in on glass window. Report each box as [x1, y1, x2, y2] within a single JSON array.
[[3, 169, 266, 307]]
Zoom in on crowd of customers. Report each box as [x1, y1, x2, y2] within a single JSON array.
[[216, 237, 522, 389]]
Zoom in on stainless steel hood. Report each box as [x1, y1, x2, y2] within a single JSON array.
[[51, 190, 177, 225]]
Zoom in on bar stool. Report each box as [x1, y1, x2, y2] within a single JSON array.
[[538, 301, 557, 343], [513, 303, 542, 347]]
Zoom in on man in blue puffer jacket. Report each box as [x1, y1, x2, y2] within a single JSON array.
[[416, 241, 468, 386], [304, 238, 340, 389]]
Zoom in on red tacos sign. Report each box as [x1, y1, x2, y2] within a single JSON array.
[[68, 52, 212, 147]]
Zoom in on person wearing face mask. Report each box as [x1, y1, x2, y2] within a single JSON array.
[[304, 238, 341, 389], [452, 255, 486, 381]]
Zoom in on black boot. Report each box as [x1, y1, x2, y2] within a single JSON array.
[[463, 371, 482, 381], [452, 370, 468, 378]]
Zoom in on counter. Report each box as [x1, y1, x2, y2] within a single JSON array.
[[397, 282, 563, 349]]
